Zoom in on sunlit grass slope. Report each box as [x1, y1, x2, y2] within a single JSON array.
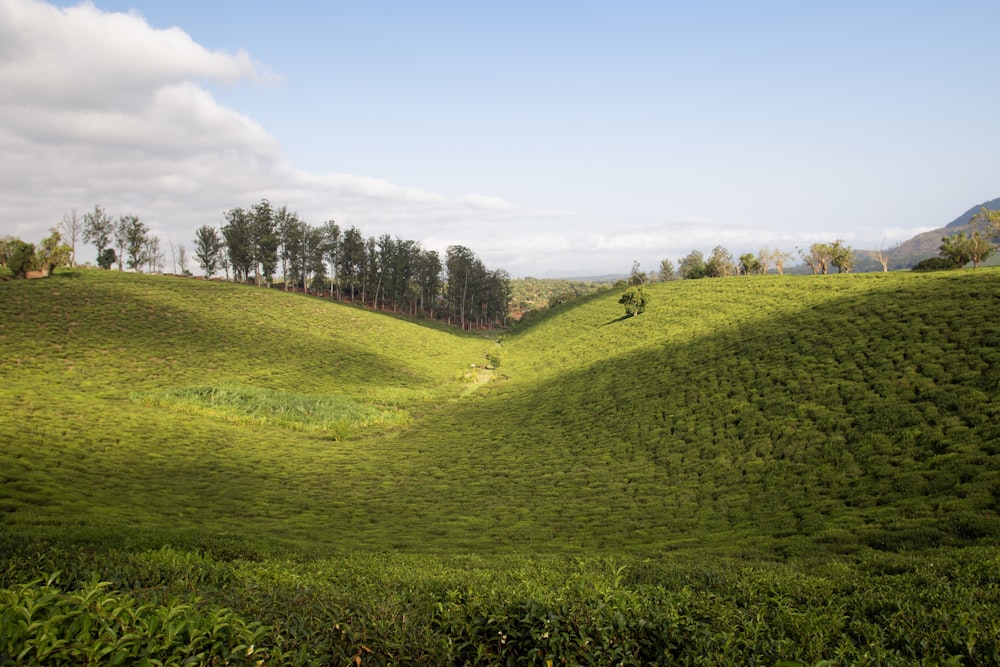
[[1, 267, 998, 558], [0, 269, 490, 551]]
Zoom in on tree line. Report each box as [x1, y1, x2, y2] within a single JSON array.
[[650, 242, 859, 282], [69, 200, 510, 329]]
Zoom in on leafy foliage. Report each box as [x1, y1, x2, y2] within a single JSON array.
[[618, 284, 649, 316]]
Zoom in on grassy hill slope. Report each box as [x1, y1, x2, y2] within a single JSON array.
[[2, 268, 998, 558], [0, 270, 492, 551], [3, 267, 1000, 664]]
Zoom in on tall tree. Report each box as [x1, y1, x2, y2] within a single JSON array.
[[322, 220, 341, 296], [118, 214, 148, 271], [194, 225, 224, 277], [829, 239, 856, 273], [738, 253, 762, 275], [274, 205, 300, 289], [773, 249, 792, 275], [941, 231, 993, 268], [35, 229, 72, 276], [800, 243, 832, 275], [939, 233, 973, 268], [415, 249, 442, 317], [679, 250, 706, 279], [628, 261, 647, 286], [658, 258, 676, 281], [970, 206, 1000, 241], [337, 226, 365, 300], [222, 207, 254, 282], [967, 232, 994, 268], [446, 245, 477, 328], [143, 233, 164, 273], [59, 209, 82, 267], [177, 243, 189, 275], [757, 248, 775, 275], [705, 245, 734, 278], [251, 199, 278, 286], [82, 205, 114, 268]]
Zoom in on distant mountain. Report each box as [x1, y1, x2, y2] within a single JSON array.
[[945, 197, 1000, 228], [873, 197, 1000, 269]]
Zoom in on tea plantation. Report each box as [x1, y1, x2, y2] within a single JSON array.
[[1, 267, 998, 664]]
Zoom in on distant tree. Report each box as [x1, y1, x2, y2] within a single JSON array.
[[446, 245, 477, 327], [144, 233, 164, 273], [800, 243, 832, 275], [874, 241, 890, 272], [628, 261, 647, 286], [0, 235, 16, 267], [35, 229, 72, 276], [82, 205, 114, 268], [679, 250, 706, 279], [939, 233, 974, 268], [194, 225, 224, 277], [970, 206, 1000, 241], [166, 237, 178, 274], [757, 248, 774, 274], [415, 248, 442, 317], [59, 209, 82, 266], [118, 215, 148, 271], [658, 258, 676, 281], [177, 243, 190, 275], [7, 239, 36, 278], [322, 220, 341, 296], [829, 239, 856, 273], [337, 226, 365, 300], [97, 248, 116, 270], [301, 225, 328, 294], [222, 207, 254, 282], [966, 232, 994, 268], [738, 253, 762, 275], [251, 199, 278, 286], [773, 248, 792, 275], [619, 284, 649, 317], [705, 245, 734, 277]]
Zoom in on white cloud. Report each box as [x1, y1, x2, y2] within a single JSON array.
[[0, 0, 531, 264]]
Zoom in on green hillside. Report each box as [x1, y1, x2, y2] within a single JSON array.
[[2, 267, 999, 664]]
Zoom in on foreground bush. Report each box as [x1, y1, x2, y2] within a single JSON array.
[[0, 575, 267, 665], [2, 546, 998, 665]]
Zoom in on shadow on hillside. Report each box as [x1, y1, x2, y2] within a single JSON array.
[[392, 270, 1000, 553], [600, 314, 632, 326]]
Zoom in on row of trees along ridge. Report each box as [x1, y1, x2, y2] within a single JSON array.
[[74, 200, 511, 330]]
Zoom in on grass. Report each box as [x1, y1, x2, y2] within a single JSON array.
[[1, 266, 999, 662]]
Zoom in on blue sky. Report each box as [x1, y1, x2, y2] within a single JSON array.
[[5, 0, 999, 276]]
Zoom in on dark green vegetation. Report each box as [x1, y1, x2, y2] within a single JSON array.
[[2, 268, 999, 664]]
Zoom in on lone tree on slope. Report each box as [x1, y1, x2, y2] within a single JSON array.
[[619, 285, 649, 317]]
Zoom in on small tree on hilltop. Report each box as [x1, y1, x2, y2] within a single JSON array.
[[7, 240, 36, 278], [619, 285, 649, 317], [35, 229, 72, 276], [940, 233, 973, 268], [97, 248, 116, 270]]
